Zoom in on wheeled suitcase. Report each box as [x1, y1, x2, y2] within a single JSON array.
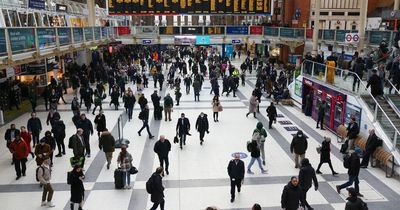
[[114, 168, 124, 189], [70, 156, 85, 168]]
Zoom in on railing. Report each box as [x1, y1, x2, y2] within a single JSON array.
[[386, 78, 400, 95], [301, 59, 400, 151]]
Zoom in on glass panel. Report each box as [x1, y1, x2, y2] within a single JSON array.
[[264, 27, 279, 36], [58, 28, 72, 46], [73, 28, 84, 43], [323, 30, 335, 40], [336, 30, 350, 42], [280, 28, 295, 38], [9, 10, 20, 27], [369, 31, 392, 45], [8, 28, 36, 54], [94, 27, 101, 40], [84, 27, 93, 41], [37, 28, 56, 49], [0, 29, 7, 56], [3, 10, 11, 27]]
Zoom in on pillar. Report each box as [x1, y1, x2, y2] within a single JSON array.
[[87, 0, 96, 26], [199, 15, 204, 25], [173, 16, 178, 26], [395, 0, 400, 10], [312, 0, 321, 56], [205, 15, 210, 26], [161, 15, 167, 26], [357, 0, 368, 52], [188, 15, 192, 26]]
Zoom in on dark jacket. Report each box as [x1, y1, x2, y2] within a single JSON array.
[[347, 122, 359, 139], [138, 97, 148, 109], [70, 134, 85, 157], [365, 133, 380, 152], [46, 111, 60, 126], [124, 94, 136, 108], [70, 170, 85, 203], [290, 133, 308, 155], [94, 114, 106, 132], [299, 163, 318, 190], [51, 120, 66, 139], [320, 140, 331, 163], [176, 117, 190, 135], [164, 95, 174, 108], [266, 104, 277, 119], [151, 93, 161, 108], [281, 182, 304, 210], [195, 115, 209, 132], [347, 152, 361, 176], [367, 74, 383, 97], [317, 103, 326, 117], [41, 136, 56, 150], [77, 119, 93, 136], [27, 118, 42, 134], [150, 173, 164, 203], [249, 140, 261, 158], [153, 140, 171, 158], [99, 131, 115, 153], [345, 196, 364, 210], [4, 128, 20, 141], [139, 108, 150, 121], [227, 159, 245, 181]]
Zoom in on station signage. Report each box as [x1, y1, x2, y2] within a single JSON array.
[[142, 39, 153, 45], [345, 33, 359, 43], [84, 28, 93, 41], [181, 27, 203, 35], [0, 29, 7, 56], [37, 28, 56, 49], [56, 4, 68, 12], [226, 26, 248, 35], [174, 36, 196, 45], [117, 27, 131, 35], [8, 28, 36, 53], [57, 28, 72, 45], [159, 27, 180, 35], [73, 28, 84, 43], [250, 26, 263, 35], [196, 36, 210, 45], [231, 39, 242, 44], [28, 0, 45, 10], [204, 26, 225, 35]]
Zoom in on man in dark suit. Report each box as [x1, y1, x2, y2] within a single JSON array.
[[346, 117, 359, 152], [227, 153, 245, 203], [176, 113, 191, 149]]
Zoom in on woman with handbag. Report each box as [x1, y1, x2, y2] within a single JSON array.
[[212, 95, 222, 122], [117, 145, 133, 189], [316, 137, 338, 176]]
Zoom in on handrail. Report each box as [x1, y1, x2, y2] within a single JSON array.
[[301, 59, 400, 151], [386, 77, 400, 95]]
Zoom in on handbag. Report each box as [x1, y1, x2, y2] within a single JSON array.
[[174, 136, 179, 144], [218, 105, 223, 112], [316, 145, 322, 154], [129, 166, 138, 175]]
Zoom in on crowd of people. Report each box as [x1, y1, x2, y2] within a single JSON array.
[[2, 44, 380, 210]]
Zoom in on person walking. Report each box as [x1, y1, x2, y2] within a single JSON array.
[[227, 153, 245, 203], [37, 157, 55, 207], [336, 151, 363, 197], [316, 137, 338, 175], [266, 102, 277, 129], [69, 129, 86, 168], [99, 128, 115, 170], [366, 70, 383, 98], [94, 110, 106, 137], [151, 90, 162, 120], [69, 165, 85, 210], [77, 114, 93, 157], [252, 122, 268, 165], [246, 93, 259, 118], [149, 167, 165, 210], [212, 95, 222, 122], [34, 138, 52, 167], [298, 158, 319, 210], [124, 90, 136, 121], [20, 126, 34, 158], [360, 129, 381, 168], [290, 130, 308, 168], [39, 131, 56, 166], [154, 135, 171, 175], [195, 112, 210, 145], [176, 113, 191, 149], [5, 124, 20, 149], [316, 100, 326, 130], [92, 89, 103, 115], [51, 116, 66, 157], [117, 144, 133, 189], [163, 93, 174, 122], [281, 176, 305, 210], [137, 105, 154, 139], [247, 140, 267, 174], [27, 112, 42, 147], [346, 117, 359, 152], [9, 134, 29, 180], [345, 187, 368, 210]]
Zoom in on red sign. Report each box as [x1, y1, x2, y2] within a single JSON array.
[[117, 27, 131, 35], [250, 26, 263, 35]]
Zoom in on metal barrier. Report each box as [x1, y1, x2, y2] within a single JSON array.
[[115, 114, 130, 148]]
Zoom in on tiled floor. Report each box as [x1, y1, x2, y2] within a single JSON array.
[[0, 58, 399, 210]]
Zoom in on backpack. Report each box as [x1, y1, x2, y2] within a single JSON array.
[[36, 166, 44, 182], [343, 154, 351, 169], [146, 175, 154, 194], [67, 171, 73, 185], [252, 131, 261, 142], [68, 135, 76, 149], [246, 141, 253, 153]]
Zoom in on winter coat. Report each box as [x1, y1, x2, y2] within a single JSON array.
[[227, 159, 245, 181], [248, 95, 259, 113], [27, 118, 42, 134], [347, 152, 361, 176], [150, 173, 165, 203], [266, 105, 277, 119], [153, 140, 171, 158], [151, 93, 161, 108], [51, 120, 66, 139], [138, 97, 148, 110], [347, 122, 359, 139], [249, 140, 261, 158], [4, 128, 20, 141], [365, 133, 380, 152], [319, 140, 331, 163], [70, 134, 85, 157], [77, 119, 93, 136], [290, 135, 308, 155], [99, 131, 115, 153], [281, 182, 304, 210], [212, 100, 221, 112], [345, 197, 364, 210], [34, 143, 52, 165], [9, 139, 29, 160], [195, 115, 209, 132], [367, 74, 383, 97], [176, 118, 191, 135], [94, 114, 106, 132], [70, 170, 85, 203], [117, 152, 132, 171], [164, 95, 174, 108], [20, 131, 32, 153], [139, 108, 150, 121], [124, 94, 136, 108], [299, 163, 318, 190]]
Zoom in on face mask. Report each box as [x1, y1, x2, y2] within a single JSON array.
[[298, 134, 303, 137]]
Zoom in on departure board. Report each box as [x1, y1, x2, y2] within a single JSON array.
[[109, 0, 270, 15]]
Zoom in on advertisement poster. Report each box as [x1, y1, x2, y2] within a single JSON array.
[[8, 28, 36, 53], [37, 28, 56, 49], [84, 27, 94, 41], [0, 29, 6, 56], [57, 28, 71, 46], [73, 28, 84, 43]]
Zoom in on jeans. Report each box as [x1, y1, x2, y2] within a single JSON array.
[[127, 107, 133, 120], [122, 171, 131, 186], [339, 175, 360, 193], [248, 157, 263, 171], [92, 105, 102, 114], [316, 160, 335, 173], [83, 134, 91, 155], [105, 152, 113, 166], [138, 120, 152, 136], [13, 157, 27, 177], [150, 198, 165, 210], [352, 74, 362, 91], [302, 187, 311, 209], [194, 93, 200, 101], [55, 137, 65, 155], [32, 132, 40, 146]]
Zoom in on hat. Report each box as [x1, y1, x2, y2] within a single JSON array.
[[347, 187, 357, 197]]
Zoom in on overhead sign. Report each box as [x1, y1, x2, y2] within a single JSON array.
[[8, 28, 36, 53], [56, 4, 68, 12], [196, 36, 210, 45], [204, 26, 225, 35], [226, 26, 248, 35], [174, 36, 196, 45], [181, 27, 203, 35], [37, 28, 56, 49], [345, 33, 360, 43], [250, 26, 263, 35], [28, 0, 45, 10], [159, 26, 180, 35], [142, 39, 153, 45], [108, 0, 270, 15], [232, 39, 242, 44]]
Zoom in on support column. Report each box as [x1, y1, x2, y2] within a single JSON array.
[[87, 0, 96, 26], [161, 15, 167, 26], [205, 15, 210, 26], [188, 15, 192, 26], [358, 0, 368, 52], [395, 0, 400, 10], [173, 15, 178, 26], [199, 15, 204, 25], [312, 0, 321, 56]]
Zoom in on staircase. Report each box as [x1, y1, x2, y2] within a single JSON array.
[[387, 94, 400, 113], [361, 95, 400, 149]]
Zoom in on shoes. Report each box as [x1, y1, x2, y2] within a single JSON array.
[[149, 135, 154, 139], [357, 193, 364, 197], [41, 201, 47, 206], [230, 198, 235, 203], [180, 146, 183, 150], [295, 165, 299, 169], [22, 173, 26, 177], [316, 126, 319, 129], [138, 131, 141, 136], [333, 172, 339, 176], [321, 128, 326, 130], [316, 170, 322, 174], [106, 163, 110, 170], [247, 170, 254, 174], [87, 154, 91, 158], [16, 176, 21, 180], [238, 187, 241, 193], [47, 202, 55, 207], [62, 151, 66, 155], [261, 169, 268, 174], [55, 154, 62, 157], [360, 165, 368, 168], [166, 170, 169, 175], [262, 161, 265, 165], [216, 120, 219, 122], [246, 113, 249, 118], [336, 185, 341, 194], [184, 142, 186, 145]]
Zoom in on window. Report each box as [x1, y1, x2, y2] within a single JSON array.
[[348, 12, 360, 16], [332, 12, 345, 16], [352, 25, 357, 30], [320, 12, 329, 16]]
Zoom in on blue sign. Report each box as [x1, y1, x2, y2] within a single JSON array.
[[37, 28, 56, 49], [57, 28, 71, 46], [226, 26, 248, 35], [73, 28, 83, 43], [231, 152, 248, 159], [94, 27, 101, 40], [29, 0, 45, 10], [8, 28, 36, 53], [142, 39, 152, 45], [196, 36, 210, 45], [232, 39, 241, 44], [0, 29, 7, 56]]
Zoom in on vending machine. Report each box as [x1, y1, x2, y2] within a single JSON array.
[[324, 94, 333, 128]]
